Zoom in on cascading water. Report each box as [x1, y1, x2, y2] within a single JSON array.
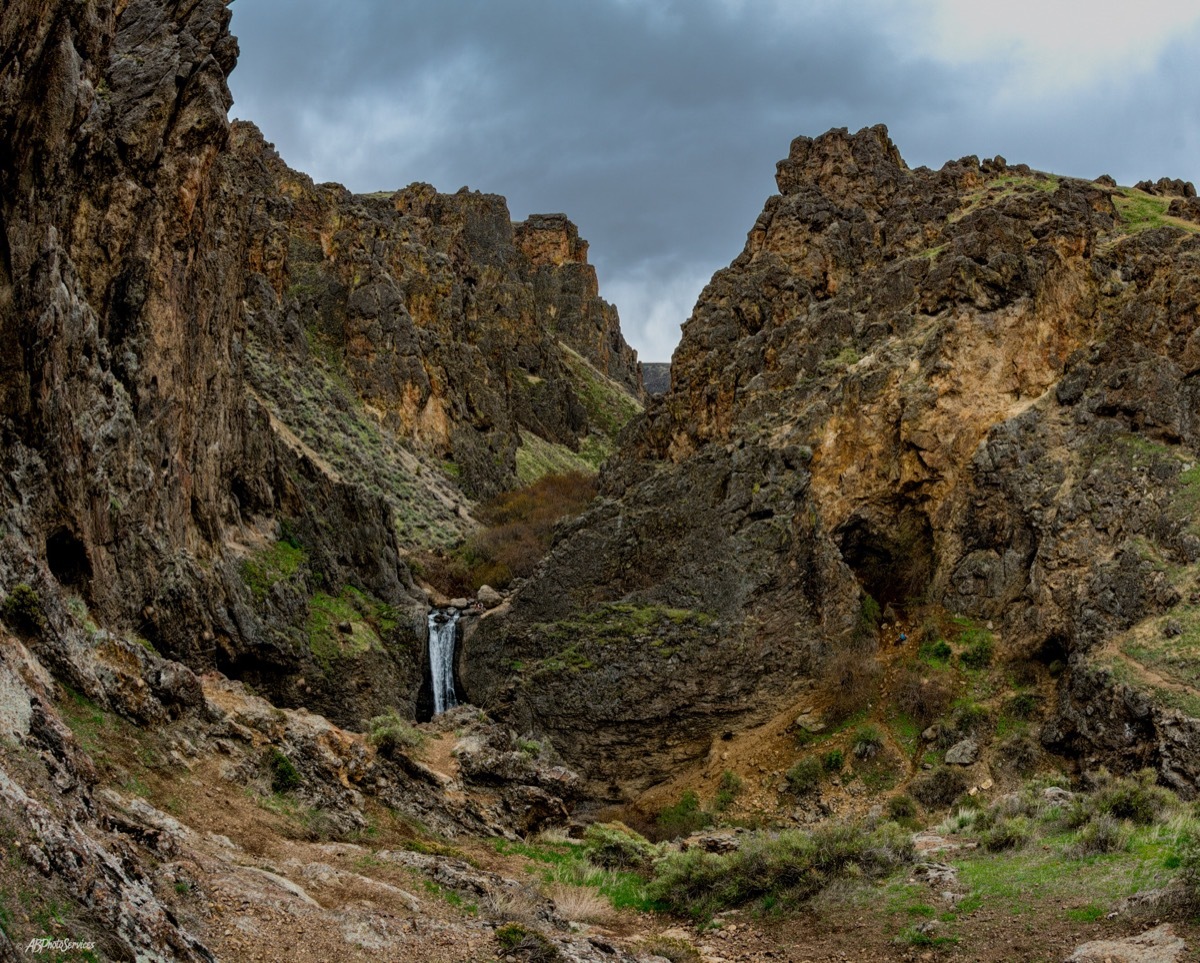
[[428, 609, 460, 716]]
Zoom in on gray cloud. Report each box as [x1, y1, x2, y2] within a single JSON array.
[[228, 1, 1200, 361]]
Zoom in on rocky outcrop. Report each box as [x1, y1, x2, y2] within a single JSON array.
[[468, 125, 1200, 797], [1066, 924, 1187, 963], [232, 132, 642, 502]]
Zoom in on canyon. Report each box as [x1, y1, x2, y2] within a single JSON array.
[[2, 1, 1200, 960]]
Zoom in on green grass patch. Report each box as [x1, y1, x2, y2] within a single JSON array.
[[515, 429, 603, 486], [1112, 189, 1200, 235], [1065, 903, 1105, 922], [241, 539, 307, 602], [558, 341, 643, 439], [492, 837, 659, 911], [304, 586, 387, 669]]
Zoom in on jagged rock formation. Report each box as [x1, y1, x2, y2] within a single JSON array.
[[233, 133, 642, 506], [0, 2, 645, 955], [0, 0, 641, 736], [467, 125, 1200, 798]]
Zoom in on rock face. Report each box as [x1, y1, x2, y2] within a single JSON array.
[[233, 139, 643, 503], [0, 0, 641, 731], [467, 125, 1200, 797], [641, 362, 672, 395]]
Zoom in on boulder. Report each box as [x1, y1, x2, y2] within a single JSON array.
[[1065, 923, 1186, 962], [945, 738, 979, 766], [476, 585, 504, 608]]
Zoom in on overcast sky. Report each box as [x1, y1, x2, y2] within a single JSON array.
[[227, 0, 1200, 362]]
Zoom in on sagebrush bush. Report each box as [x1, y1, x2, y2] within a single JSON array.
[[656, 790, 711, 839], [1, 583, 45, 635], [979, 815, 1033, 852], [714, 770, 743, 811], [822, 649, 882, 723], [583, 822, 656, 870], [787, 757, 823, 795], [648, 821, 912, 920], [1174, 828, 1200, 904], [910, 767, 967, 810], [1086, 770, 1172, 825], [894, 665, 954, 726], [1071, 815, 1132, 856], [368, 709, 426, 756], [997, 732, 1040, 776], [822, 749, 844, 772], [886, 795, 919, 823]]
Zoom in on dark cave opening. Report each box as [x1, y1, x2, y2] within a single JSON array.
[[836, 510, 936, 611], [46, 528, 92, 597]]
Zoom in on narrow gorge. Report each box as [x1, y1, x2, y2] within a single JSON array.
[[2, 1, 1200, 961]]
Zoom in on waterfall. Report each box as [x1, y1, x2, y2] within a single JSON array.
[[428, 609, 460, 716]]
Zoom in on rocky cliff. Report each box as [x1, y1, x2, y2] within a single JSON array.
[[0, 0, 647, 956], [0, 0, 643, 740], [466, 125, 1200, 799]]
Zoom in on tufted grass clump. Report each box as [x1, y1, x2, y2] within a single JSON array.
[[368, 708, 426, 756], [648, 821, 913, 921], [495, 922, 562, 963]]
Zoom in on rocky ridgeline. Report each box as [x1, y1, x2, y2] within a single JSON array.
[[470, 124, 1200, 798]]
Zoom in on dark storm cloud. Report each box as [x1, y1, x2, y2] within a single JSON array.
[[226, 1, 1199, 360]]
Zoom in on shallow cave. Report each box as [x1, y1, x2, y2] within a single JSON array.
[[45, 528, 92, 597], [836, 509, 935, 611]]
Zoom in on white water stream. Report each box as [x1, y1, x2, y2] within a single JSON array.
[[428, 609, 459, 716]]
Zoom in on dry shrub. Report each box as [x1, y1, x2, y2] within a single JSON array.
[[910, 767, 968, 811], [893, 664, 954, 726], [484, 885, 546, 925], [547, 883, 612, 923], [415, 472, 597, 595], [822, 649, 882, 723], [997, 732, 1040, 776]]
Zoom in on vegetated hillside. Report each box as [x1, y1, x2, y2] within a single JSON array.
[[466, 124, 1200, 802]]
